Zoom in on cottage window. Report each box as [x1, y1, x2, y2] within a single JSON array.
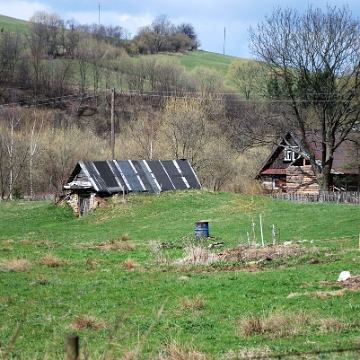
[[283, 147, 300, 162], [273, 177, 286, 190]]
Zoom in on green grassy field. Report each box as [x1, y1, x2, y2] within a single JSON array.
[[0, 14, 28, 34], [153, 51, 239, 76], [0, 190, 360, 359]]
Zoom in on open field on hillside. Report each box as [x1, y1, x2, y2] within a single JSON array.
[[0, 14, 28, 34], [153, 51, 239, 75], [0, 190, 360, 359]]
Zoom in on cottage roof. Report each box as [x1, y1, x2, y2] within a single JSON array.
[[64, 159, 201, 194]]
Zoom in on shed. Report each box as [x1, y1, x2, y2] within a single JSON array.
[[64, 159, 201, 216]]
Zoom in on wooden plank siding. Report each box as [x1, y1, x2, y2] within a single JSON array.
[[286, 165, 319, 194]]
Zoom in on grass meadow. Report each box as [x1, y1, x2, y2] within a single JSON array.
[[0, 190, 360, 359], [0, 14, 28, 34]]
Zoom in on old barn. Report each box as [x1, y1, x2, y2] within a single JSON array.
[[64, 159, 201, 216]]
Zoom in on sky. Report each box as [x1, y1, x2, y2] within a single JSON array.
[[1, 0, 360, 59]]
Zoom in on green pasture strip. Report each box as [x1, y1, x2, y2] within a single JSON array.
[[0, 190, 359, 247]]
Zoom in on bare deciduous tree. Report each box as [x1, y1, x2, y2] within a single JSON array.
[[29, 109, 44, 198], [227, 60, 265, 100], [0, 108, 28, 199], [29, 11, 64, 57], [0, 31, 22, 97], [249, 5, 360, 190]]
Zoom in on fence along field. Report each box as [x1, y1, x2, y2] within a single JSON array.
[[266, 191, 360, 204], [1, 190, 360, 359]]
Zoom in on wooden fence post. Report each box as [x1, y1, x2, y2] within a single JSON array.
[[65, 335, 79, 360], [259, 214, 264, 247], [278, 228, 281, 245], [272, 225, 276, 246]]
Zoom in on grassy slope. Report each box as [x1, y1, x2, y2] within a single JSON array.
[[0, 14, 28, 34], [154, 50, 240, 75], [1, 191, 360, 359]]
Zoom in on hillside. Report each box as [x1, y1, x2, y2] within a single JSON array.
[[1, 190, 360, 359], [0, 12, 260, 200]]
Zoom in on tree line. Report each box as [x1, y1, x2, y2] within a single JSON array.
[[0, 93, 265, 200]]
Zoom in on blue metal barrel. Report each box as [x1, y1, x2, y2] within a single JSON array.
[[194, 220, 209, 238]]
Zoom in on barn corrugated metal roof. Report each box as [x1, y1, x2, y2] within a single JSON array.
[[64, 159, 201, 194]]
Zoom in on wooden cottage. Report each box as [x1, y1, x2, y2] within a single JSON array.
[[255, 132, 359, 194], [64, 159, 201, 216]]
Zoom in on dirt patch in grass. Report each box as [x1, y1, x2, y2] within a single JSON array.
[[288, 275, 360, 298], [20, 239, 59, 246], [217, 244, 313, 263], [172, 244, 315, 272], [92, 238, 134, 251], [321, 275, 360, 290], [172, 264, 261, 273], [71, 315, 105, 330], [287, 289, 349, 298]]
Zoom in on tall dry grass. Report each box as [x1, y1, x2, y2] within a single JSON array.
[[39, 254, 62, 267], [237, 310, 313, 339], [71, 315, 105, 330], [159, 340, 207, 360], [179, 295, 206, 311], [1, 258, 31, 272], [175, 246, 218, 265]]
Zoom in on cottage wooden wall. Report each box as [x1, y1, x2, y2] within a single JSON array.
[[286, 165, 319, 194]]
